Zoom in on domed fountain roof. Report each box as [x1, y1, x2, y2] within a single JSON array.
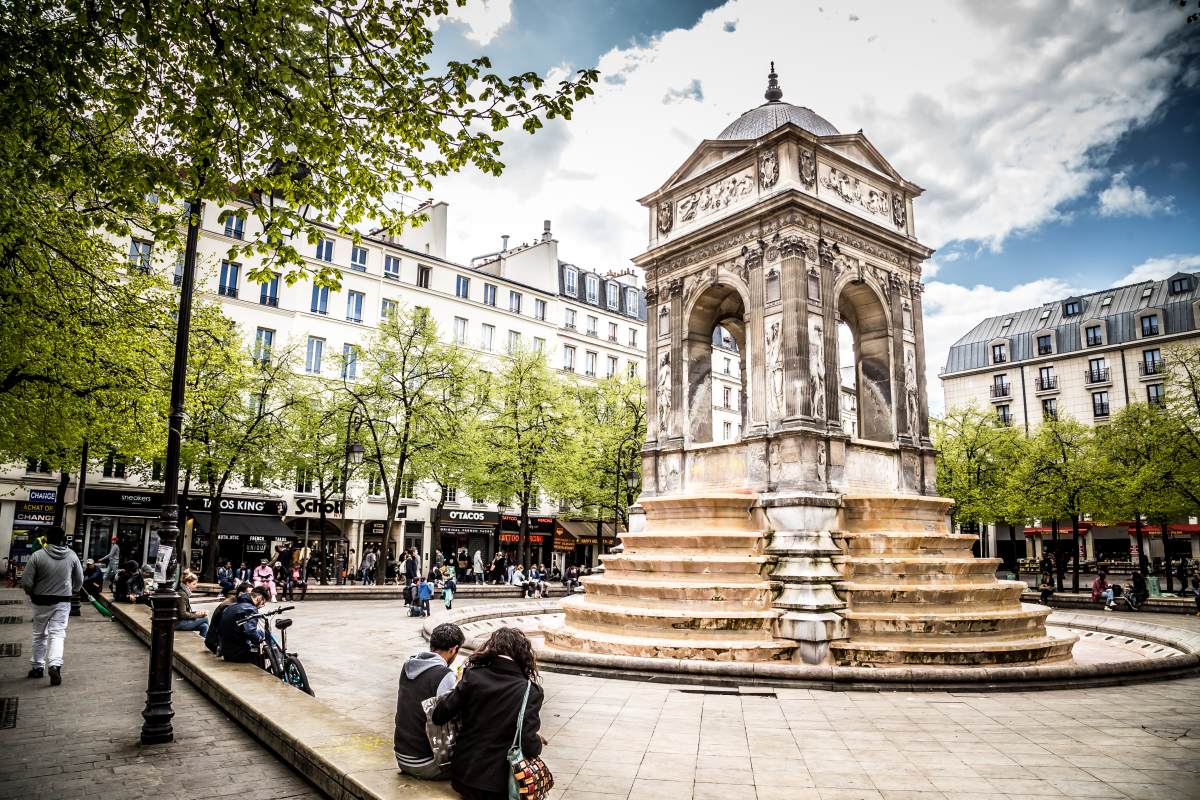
[[716, 63, 839, 140]]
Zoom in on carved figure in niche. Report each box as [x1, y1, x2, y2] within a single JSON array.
[[657, 200, 673, 235], [865, 189, 888, 216], [679, 194, 699, 222], [815, 441, 827, 483], [904, 346, 919, 439], [680, 172, 754, 223], [799, 149, 817, 189], [758, 148, 779, 189], [818, 238, 839, 268], [809, 319, 825, 420], [766, 321, 783, 419], [658, 305, 670, 335], [823, 166, 862, 205], [892, 193, 907, 229], [656, 353, 672, 433]]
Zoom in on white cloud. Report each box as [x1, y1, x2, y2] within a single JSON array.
[[1097, 170, 1175, 218], [1117, 253, 1200, 285], [431, 0, 512, 45]]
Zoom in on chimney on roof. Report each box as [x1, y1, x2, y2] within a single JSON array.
[[542, 219, 552, 242], [501, 234, 509, 251]]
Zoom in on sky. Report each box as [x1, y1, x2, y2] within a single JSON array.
[[423, 0, 1200, 412]]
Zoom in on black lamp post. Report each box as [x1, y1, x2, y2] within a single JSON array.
[[336, 408, 363, 586], [141, 198, 202, 745]]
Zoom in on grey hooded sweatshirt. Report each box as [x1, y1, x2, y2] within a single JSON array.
[[393, 652, 457, 766], [21, 544, 83, 605]]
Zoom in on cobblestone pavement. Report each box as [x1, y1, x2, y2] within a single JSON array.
[[0, 588, 324, 800], [284, 599, 1200, 800]]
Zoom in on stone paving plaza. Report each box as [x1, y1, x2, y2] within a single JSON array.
[[0, 588, 320, 800], [283, 599, 1200, 800]]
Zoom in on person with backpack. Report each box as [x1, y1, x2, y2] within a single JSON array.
[[394, 623, 465, 779], [417, 577, 433, 617], [218, 585, 270, 665], [20, 526, 83, 686], [433, 628, 545, 800], [443, 574, 457, 611], [206, 581, 252, 654]]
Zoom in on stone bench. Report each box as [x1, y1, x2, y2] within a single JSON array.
[[196, 582, 570, 601], [105, 599, 455, 800], [1021, 591, 1196, 615]]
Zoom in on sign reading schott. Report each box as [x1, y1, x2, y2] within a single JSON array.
[[293, 498, 344, 516]]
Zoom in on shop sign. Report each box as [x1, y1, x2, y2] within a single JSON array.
[[28, 489, 57, 503], [438, 508, 500, 525], [190, 496, 286, 516], [500, 514, 555, 534], [85, 487, 163, 511], [499, 533, 544, 544], [552, 536, 576, 552], [292, 498, 344, 516], [245, 535, 267, 552], [14, 501, 55, 527]]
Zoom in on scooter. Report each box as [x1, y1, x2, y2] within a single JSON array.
[[246, 605, 315, 695]]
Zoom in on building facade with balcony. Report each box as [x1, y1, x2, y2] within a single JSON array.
[[0, 202, 647, 578], [939, 272, 1200, 570]]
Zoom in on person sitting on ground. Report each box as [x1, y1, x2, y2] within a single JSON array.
[[217, 560, 235, 593], [1091, 570, 1111, 605], [235, 561, 251, 582], [549, 565, 562, 583], [206, 581, 252, 654], [174, 571, 210, 637], [510, 564, 527, 594], [81, 559, 105, 600], [252, 558, 276, 601], [1128, 571, 1148, 609], [218, 585, 270, 665], [1038, 572, 1055, 605], [113, 560, 138, 603], [417, 576, 433, 617], [433, 627, 544, 800], [394, 622, 465, 780]]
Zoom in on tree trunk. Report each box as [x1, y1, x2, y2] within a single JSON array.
[[1134, 514, 1146, 576], [73, 442, 90, 551], [433, 485, 446, 565], [1051, 520, 1062, 591], [1070, 513, 1080, 593], [1007, 522, 1018, 577], [207, 498, 223, 583], [52, 470, 71, 528], [519, 498, 530, 570], [1162, 521, 1173, 593]]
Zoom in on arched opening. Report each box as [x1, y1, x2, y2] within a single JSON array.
[[837, 282, 893, 442], [686, 284, 747, 444]]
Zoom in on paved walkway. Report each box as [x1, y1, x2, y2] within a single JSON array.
[[285, 599, 1200, 800], [0, 589, 323, 800]]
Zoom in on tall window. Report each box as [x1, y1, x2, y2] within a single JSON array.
[[507, 330, 521, 353], [218, 260, 239, 297], [481, 324, 494, 351], [1140, 315, 1159, 337], [629, 329, 639, 348], [351, 246, 369, 272], [991, 374, 1009, 397], [453, 317, 467, 344], [102, 452, 127, 479], [586, 315, 598, 336], [1041, 398, 1057, 420], [445, 487, 458, 503], [1037, 334, 1052, 355], [724, 358, 732, 375], [1087, 357, 1107, 383], [1037, 366, 1055, 391], [127, 239, 152, 272], [399, 475, 415, 498], [564, 267, 577, 295], [1092, 391, 1110, 418], [563, 345, 576, 371], [996, 404, 1012, 426], [1142, 348, 1162, 375], [295, 468, 313, 494], [584, 351, 597, 376], [1147, 383, 1165, 407], [384, 255, 401, 279], [533, 336, 545, 352], [381, 298, 398, 321], [991, 343, 1006, 364], [534, 298, 546, 320], [346, 290, 364, 323], [607, 282, 618, 309], [224, 214, 245, 240], [628, 360, 638, 378], [25, 458, 50, 474], [174, 254, 184, 287], [259, 273, 280, 306], [608, 321, 618, 341], [565, 308, 577, 328], [455, 275, 470, 298], [483, 283, 497, 306], [723, 421, 733, 440], [1085, 325, 1102, 347], [254, 327, 274, 364], [316, 238, 334, 262], [342, 344, 358, 379], [417, 265, 431, 288], [310, 285, 329, 314], [626, 287, 638, 315], [586, 274, 599, 303], [305, 337, 325, 373], [368, 471, 384, 496], [606, 355, 617, 377], [723, 386, 732, 408]]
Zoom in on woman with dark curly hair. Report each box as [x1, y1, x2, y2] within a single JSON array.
[[432, 627, 544, 799]]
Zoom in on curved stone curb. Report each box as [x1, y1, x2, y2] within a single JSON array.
[[424, 601, 1200, 692]]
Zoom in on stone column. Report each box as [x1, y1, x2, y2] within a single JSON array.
[[645, 286, 660, 444], [779, 236, 811, 423], [668, 277, 685, 442], [888, 273, 911, 444], [819, 238, 841, 431], [909, 279, 931, 444], [745, 247, 767, 436]]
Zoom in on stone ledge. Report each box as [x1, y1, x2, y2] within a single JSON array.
[[197, 583, 567, 601], [1021, 590, 1195, 614], [106, 600, 455, 800]]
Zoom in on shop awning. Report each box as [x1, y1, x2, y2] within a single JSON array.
[[557, 519, 619, 540], [190, 511, 292, 539]]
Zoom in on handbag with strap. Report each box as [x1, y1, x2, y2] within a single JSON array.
[[507, 681, 553, 800]]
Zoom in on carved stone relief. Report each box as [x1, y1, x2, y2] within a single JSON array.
[[891, 193, 906, 229], [658, 305, 670, 336], [809, 317, 825, 420], [678, 169, 754, 223], [758, 148, 779, 189], [904, 344, 919, 440], [820, 164, 890, 219], [799, 149, 816, 189], [766, 318, 783, 420], [657, 200, 673, 236], [656, 352, 672, 432], [815, 440, 827, 483], [765, 268, 781, 304]]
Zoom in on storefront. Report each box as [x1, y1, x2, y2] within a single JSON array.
[[7, 495, 57, 575], [287, 496, 350, 583], [500, 513, 556, 566], [434, 508, 499, 564], [184, 495, 289, 576], [556, 518, 618, 568], [81, 487, 169, 570]]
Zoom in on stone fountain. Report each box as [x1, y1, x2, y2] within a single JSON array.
[[545, 66, 1075, 668]]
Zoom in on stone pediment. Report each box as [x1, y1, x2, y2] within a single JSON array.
[[819, 134, 914, 190], [646, 140, 753, 201]]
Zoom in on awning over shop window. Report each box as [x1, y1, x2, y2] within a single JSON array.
[[557, 519, 619, 540], [190, 511, 293, 539]]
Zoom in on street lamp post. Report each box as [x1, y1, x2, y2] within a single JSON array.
[[338, 415, 363, 586], [140, 198, 202, 745]]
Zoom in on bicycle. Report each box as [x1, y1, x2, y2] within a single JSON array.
[[246, 605, 315, 696]]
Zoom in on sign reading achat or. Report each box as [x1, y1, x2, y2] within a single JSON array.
[[14, 502, 55, 527]]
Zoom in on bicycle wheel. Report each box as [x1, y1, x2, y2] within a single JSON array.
[[283, 655, 315, 696]]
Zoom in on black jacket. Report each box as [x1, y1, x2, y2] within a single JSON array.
[[393, 653, 454, 765], [432, 657, 543, 793], [218, 594, 263, 662]]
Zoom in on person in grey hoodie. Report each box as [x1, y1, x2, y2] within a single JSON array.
[[20, 526, 83, 685], [394, 623, 465, 779]]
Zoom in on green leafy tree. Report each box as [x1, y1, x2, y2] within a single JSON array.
[[423, 370, 486, 563], [346, 306, 472, 583], [932, 406, 1023, 573]]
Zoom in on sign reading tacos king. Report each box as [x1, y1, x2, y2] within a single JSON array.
[[189, 496, 286, 516]]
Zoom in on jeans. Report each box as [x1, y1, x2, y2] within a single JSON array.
[[443, 588, 454, 609], [31, 602, 70, 669], [176, 618, 209, 636], [1100, 588, 1114, 605]]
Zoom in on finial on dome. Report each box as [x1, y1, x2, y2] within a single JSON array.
[[764, 61, 782, 102]]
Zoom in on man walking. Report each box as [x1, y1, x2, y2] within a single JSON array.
[[21, 526, 83, 686], [394, 623, 464, 779]]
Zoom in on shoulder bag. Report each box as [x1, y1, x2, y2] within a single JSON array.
[[507, 680, 553, 800]]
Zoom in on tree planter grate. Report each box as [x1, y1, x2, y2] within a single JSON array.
[[0, 617, 22, 625], [0, 698, 16, 729], [0, 643, 20, 657]]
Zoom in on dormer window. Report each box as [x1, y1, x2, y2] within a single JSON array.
[[1085, 325, 1103, 347], [625, 287, 638, 315], [564, 267, 577, 296], [1169, 274, 1192, 295], [1063, 299, 1082, 317], [607, 282, 618, 309], [585, 274, 599, 304], [1037, 334, 1053, 356], [991, 343, 1007, 364], [1140, 315, 1160, 337]]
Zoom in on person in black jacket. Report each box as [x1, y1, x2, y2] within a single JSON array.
[[394, 623, 465, 779], [206, 582, 251, 654], [433, 627, 544, 800], [218, 586, 269, 664]]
